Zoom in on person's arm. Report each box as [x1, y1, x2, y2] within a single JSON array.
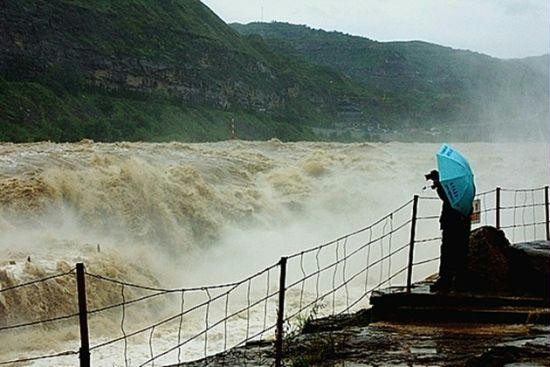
[[434, 180, 449, 204]]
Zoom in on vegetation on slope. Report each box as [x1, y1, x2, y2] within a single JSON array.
[[0, 77, 317, 142], [232, 22, 549, 133], [0, 0, 362, 142], [1, 2, 547, 143]]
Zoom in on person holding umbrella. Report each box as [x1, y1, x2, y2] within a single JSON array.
[[426, 144, 476, 292]]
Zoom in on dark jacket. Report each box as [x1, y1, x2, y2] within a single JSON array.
[[434, 180, 470, 230]]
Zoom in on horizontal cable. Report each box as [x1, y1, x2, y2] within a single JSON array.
[[413, 257, 440, 267], [286, 244, 410, 319], [88, 290, 170, 315], [417, 209, 497, 221], [287, 198, 413, 260], [421, 188, 497, 201], [417, 207, 497, 221], [85, 272, 236, 293], [0, 311, 79, 332], [0, 350, 77, 365], [149, 245, 410, 366], [0, 268, 75, 293], [86, 199, 413, 296], [476, 188, 497, 196], [138, 289, 281, 366], [500, 221, 548, 230], [90, 282, 238, 351], [85, 261, 279, 294], [91, 268, 278, 352], [286, 262, 408, 322], [286, 233, 410, 291], [415, 236, 441, 244], [151, 257, 367, 366], [501, 187, 546, 193], [416, 215, 439, 221], [500, 203, 546, 210], [418, 196, 440, 201]]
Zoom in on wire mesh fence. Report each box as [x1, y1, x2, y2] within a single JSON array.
[[282, 198, 414, 328], [0, 268, 79, 365], [84, 262, 281, 366], [0, 186, 548, 366], [500, 187, 548, 244]]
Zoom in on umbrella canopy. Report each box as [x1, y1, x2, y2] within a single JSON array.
[[436, 144, 475, 216]]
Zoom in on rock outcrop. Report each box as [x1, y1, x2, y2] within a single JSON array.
[[1, 0, 374, 142], [461, 226, 550, 298], [0, 0, 359, 121], [509, 241, 550, 298], [0, 0, 275, 110], [463, 226, 512, 292]]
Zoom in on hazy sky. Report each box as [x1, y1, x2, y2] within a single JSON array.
[[202, 0, 550, 59]]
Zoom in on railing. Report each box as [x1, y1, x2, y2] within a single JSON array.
[[0, 186, 548, 366], [0, 267, 79, 365]]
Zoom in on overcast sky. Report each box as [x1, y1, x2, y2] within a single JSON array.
[[202, 0, 550, 59]]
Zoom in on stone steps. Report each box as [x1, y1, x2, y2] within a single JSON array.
[[370, 281, 550, 324]]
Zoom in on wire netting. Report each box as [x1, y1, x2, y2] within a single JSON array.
[[1, 186, 548, 366]]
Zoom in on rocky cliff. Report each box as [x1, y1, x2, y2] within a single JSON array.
[[2, 2, 548, 143], [0, 0, 362, 142]]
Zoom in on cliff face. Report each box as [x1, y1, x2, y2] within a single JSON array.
[[0, 0, 285, 111], [1, 0, 371, 142], [232, 22, 550, 133]]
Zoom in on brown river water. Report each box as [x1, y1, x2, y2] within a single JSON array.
[[0, 140, 548, 365]]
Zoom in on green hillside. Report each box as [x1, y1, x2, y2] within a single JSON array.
[[0, 0, 365, 142], [1, 2, 547, 143], [232, 22, 549, 138]]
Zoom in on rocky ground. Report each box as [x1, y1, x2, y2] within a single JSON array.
[[176, 313, 550, 367]]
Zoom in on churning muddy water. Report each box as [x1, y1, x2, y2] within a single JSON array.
[[0, 140, 548, 365]]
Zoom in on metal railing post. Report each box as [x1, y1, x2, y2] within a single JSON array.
[[406, 195, 419, 293], [496, 187, 501, 229], [76, 263, 90, 367], [275, 257, 287, 367], [545, 186, 549, 241]]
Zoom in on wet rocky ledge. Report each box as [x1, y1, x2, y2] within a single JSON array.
[[175, 314, 550, 366]]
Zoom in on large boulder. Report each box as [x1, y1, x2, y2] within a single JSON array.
[[459, 226, 550, 298], [462, 226, 511, 292]]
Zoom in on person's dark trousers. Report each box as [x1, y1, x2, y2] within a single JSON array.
[[438, 222, 471, 288]]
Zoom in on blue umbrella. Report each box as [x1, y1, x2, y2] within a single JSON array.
[[436, 144, 475, 216]]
